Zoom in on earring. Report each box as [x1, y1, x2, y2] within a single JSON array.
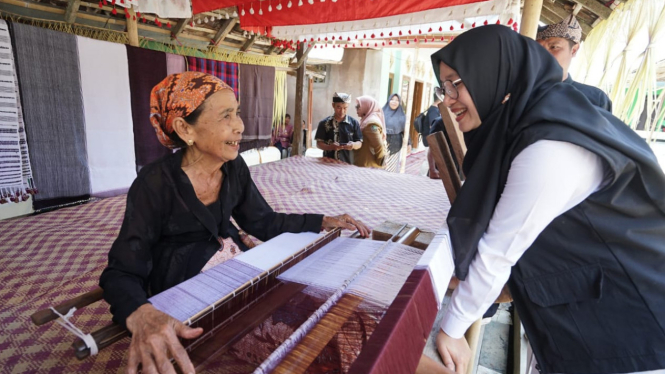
[[187, 139, 194, 146]]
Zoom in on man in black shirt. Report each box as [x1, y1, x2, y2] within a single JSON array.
[[315, 92, 363, 164], [421, 93, 442, 148], [537, 15, 612, 112]]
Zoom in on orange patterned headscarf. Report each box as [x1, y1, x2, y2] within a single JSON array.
[[150, 72, 233, 149]]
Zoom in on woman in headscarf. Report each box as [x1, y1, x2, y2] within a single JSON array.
[[354, 95, 387, 168], [100, 72, 369, 374], [432, 26, 665, 374], [382, 93, 408, 172]]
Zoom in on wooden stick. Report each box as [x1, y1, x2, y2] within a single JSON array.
[[31, 286, 104, 326], [72, 323, 128, 360], [427, 132, 461, 203], [437, 102, 466, 179]]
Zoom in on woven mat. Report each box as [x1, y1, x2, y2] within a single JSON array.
[[0, 156, 449, 373], [404, 149, 428, 176]]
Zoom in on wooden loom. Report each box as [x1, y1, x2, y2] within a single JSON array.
[[32, 221, 454, 374]]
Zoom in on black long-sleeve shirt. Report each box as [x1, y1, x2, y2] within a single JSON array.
[[100, 151, 323, 326]]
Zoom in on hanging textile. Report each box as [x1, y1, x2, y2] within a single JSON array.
[[238, 64, 275, 151], [77, 36, 136, 197], [166, 53, 186, 75], [126, 45, 170, 170], [138, 0, 192, 19], [186, 57, 239, 99], [108, 0, 139, 9], [0, 20, 35, 204], [272, 71, 287, 132], [12, 23, 91, 203]]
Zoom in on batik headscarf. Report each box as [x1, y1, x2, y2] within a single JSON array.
[[431, 25, 665, 280], [356, 96, 387, 139], [150, 71, 233, 149], [536, 14, 582, 44], [382, 93, 406, 135]]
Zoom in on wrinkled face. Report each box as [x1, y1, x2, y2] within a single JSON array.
[[389, 96, 400, 110], [439, 61, 482, 133], [189, 90, 244, 162], [332, 102, 348, 120], [536, 37, 579, 80]]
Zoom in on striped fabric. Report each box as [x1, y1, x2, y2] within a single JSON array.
[[0, 20, 34, 203], [186, 56, 239, 99], [12, 22, 91, 203]]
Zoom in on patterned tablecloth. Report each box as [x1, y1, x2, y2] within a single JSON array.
[[0, 154, 449, 374]]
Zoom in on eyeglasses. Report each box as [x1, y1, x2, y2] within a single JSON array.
[[435, 78, 463, 101]]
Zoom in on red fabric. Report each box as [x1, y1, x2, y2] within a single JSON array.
[[348, 269, 439, 374], [193, 0, 487, 26]]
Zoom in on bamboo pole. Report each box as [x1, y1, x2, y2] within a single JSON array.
[[126, 7, 138, 47], [399, 48, 418, 173], [520, 0, 544, 39], [292, 42, 305, 156]]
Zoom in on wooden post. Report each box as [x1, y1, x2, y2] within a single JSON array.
[[307, 77, 313, 149], [399, 48, 419, 173], [126, 7, 139, 47], [64, 0, 81, 24], [520, 0, 544, 39], [292, 43, 306, 156], [211, 18, 238, 46]]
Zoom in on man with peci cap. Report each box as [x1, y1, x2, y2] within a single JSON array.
[[315, 92, 363, 164], [537, 14, 612, 112]]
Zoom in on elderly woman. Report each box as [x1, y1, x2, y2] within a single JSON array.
[[354, 95, 387, 168], [100, 72, 369, 374], [432, 26, 665, 374]]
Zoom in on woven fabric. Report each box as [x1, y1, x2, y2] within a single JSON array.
[[77, 36, 136, 197], [0, 195, 128, 373], [12, 23, 90, 202], [126, 45, 170, 170], [404, 149, 427, 175], [0, 20, 34, 202], [249, 156, 448, 232], [186, 57, 239, 99], [238, 64, 275, 150], [166, 53, 186, 75], [0, 157, 449, 373]]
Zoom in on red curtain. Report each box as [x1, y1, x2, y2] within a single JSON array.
[[193, 0, 486, 26]]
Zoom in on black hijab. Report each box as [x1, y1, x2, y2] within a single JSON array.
[[432, 25, 665, 280], [382, 93, 406, 135]]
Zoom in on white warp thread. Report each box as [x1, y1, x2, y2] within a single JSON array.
[[49, 307, 98, 356]]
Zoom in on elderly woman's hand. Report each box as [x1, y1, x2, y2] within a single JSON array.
[[125, 304, 203, 374], [322, 214, 370, 238]]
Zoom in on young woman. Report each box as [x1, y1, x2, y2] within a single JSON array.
[[382, 93, 407, 172], [432, 26, 665, 374]]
